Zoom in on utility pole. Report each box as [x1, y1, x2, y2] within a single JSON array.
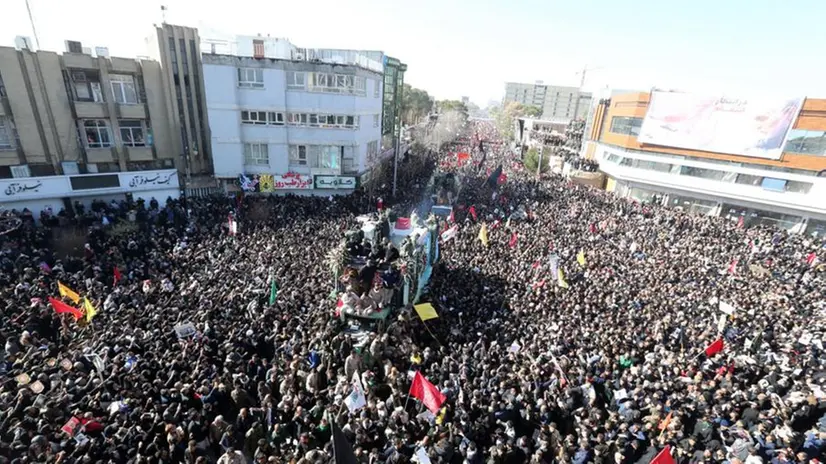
[[392, 71, 405, 198], [24, 0, 41, 49]]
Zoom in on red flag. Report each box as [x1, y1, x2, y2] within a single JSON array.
[[737, 216, 745, 229], [806, 252, 817, 266], [48, 297, 83, 320], [113, 267, 122, 286], [651, 446, 675, 464], [532, 260, 540, 269], [409, 371, 446, 414], [468, 206, 477, 221], [509, 233, 518, 248], [497, 172, 507, 185], [589, 223, 597, 234], [448, 209, 455, 224], [705, 338, 724, 357], [727, 259, 738, 274]]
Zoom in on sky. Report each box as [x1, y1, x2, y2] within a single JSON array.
[[3, 0, 826, 106]]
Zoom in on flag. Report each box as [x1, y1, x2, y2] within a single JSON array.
[[549, 254, 560, 277], [269, 279, 278, 305], [83, 297, 98, 323], [58, 282, 81, 304], [577, 250, 587, 267], [228, 215, 238, 236], [705, 338, 724, 357], [440, 225, 458, 242], [806, 252, 818, 266], [448, 209, 455, 224], [557, 269, 569, 289], [478, 223, 488, 247], [487, 164, 503, 189], [508, 233, 518, 248], [49, 297, 83, 320], [727, 259, 738, 275], [344, 371, 366, 413], [414, 303, 439, 321], [39, 262, 51, 274], [330, 412, 359, 464], [737, 216, 745, 229], [113, 267, 122, 286], [651, 446, 675, 464], [409, 371, 446, 414], [497, 172, 507, 185], [468, 206, 477, 221]]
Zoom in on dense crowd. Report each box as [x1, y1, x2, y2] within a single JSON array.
[[0, 120, 824, 464]]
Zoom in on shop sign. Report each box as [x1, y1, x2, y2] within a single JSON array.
[[314, 175, 357, 190]]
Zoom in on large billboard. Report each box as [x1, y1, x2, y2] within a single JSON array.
[[638, 91, 804, 159]]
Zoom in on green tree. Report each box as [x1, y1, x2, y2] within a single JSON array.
[[523, 147, 550, 174], [401, 85, 434, 126], [494, 101, 543, 139], [436, 100, 469, 117]]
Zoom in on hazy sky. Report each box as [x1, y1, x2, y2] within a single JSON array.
[[3, 0, 826, 105]]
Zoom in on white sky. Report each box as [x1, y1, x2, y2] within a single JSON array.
[[3, 0, 826, 106]]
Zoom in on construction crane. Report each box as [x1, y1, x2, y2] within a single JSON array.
[[576, 65, 606, 89]]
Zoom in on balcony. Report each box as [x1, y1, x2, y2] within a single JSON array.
[[117, 103, 147, 119], [124, 146, 153, 161], [86, 147, 116, 163], [75, 101, 107, 119]]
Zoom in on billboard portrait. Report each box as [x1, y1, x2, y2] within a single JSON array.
[[638, 91, 803, 159]]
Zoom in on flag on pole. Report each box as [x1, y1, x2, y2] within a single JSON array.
[[440, 224, 458, 242], [83, 297, 98, 323], [557, 268, 569, 289], [658, 412, 672, 438], [113, 267, 122, 286], [806, 252, 818, 266], [414, 303, 439, 321], [705, 338, 724, 357], [651, 446, 675, 464], [343, 371, 367, 413], [508, 233, 518, 248], [409, 371, 446, 414], [577, 250, 587, 267], [329, 412, 359, 464], [269, 279, 278, 305], [727, 259, 738, 275], [478, 223, 488, 247], [49, 297, 83, 320], [58, 282, 81, 304], [448, 209, 455, 224], [468, 206, 477, 221]]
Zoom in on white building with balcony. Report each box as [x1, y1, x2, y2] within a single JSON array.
[[202, 53, 383, 192]]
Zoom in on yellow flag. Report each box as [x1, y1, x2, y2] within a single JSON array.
[[414, 303, 439, 321], [557, 269, 569, 289], [83, 297, 97, 323], [478, 223, 488, 247], [577, 250, 587, 267], [58, 281, 81, 304]]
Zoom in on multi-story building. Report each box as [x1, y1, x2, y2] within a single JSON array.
[[146, 24, 213, 189], [504, 81, 591, 122], [202, 52, 383, 192], [0, 38, 183, 216], [200, 34, 402, 192], [585, 91, 826, 235]]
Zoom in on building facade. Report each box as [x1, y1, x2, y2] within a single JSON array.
[[0, 39, 184, 215], [585, 91, 826, 235], [146, 24, 213, 187], [202, 54, 383, 191], [504, 81, 591, 122]]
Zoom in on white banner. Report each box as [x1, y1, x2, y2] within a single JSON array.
[[638, 92, 803, 160]]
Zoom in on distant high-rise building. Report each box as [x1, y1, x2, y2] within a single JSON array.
[[503, 82, 591, 122]]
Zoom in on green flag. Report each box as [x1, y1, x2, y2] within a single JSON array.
[[269, 279, 278, 305]]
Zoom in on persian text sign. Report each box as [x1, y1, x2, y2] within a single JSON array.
[[638, 91, 803, 160], [239, 173, 313, 192], [314, 175, 357, 190]]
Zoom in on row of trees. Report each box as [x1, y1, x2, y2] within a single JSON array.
[[489, 101, 542, 139], [401, 84, 435, 126]]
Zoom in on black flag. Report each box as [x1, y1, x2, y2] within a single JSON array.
[[487, 164, 503, 189], [331, 414, 359, 464]]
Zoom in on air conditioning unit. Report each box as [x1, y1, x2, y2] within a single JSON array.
[[95, 47, 110, 58], [65, 40, 83, 54], [82, 47, 92, 56], [14, 36, 33, 51], [10, 165, 31, 178]]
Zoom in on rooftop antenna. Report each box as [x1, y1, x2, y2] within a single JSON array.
[[160, 5, 168, 24], [24, 0, 41, 49]]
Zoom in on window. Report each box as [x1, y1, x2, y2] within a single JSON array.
[[290, 145, 308, 166], [238, 68, 264, 88], [0, 117, 12, 149], [343, 146, 356, 173], [735, 173, 763, 186], [374, 78, 380, 97], [285, 113, 358, 129], [367, 140, 379, 162], [71, 71, 104, 102], [679, 165, 726, 181], [253, 39, 265, 59], [373, 114, 380, 128], [83, 120, 112, 148], [268, 112, 284, 125], [110, 74, 138, 104], [241, 111, 268, 125], [609, 116, 643, 136], [308, 73, 366, 95], [286, 71, 306, 90], [119, 120, 145, 147], [243, 143, 269, 165], [785, 180, 812, 194], [761, 177, 787, 192], [784, 129, 826, 156]]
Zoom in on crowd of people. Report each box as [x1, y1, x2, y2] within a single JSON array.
[[0, 119, 824, 464]]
